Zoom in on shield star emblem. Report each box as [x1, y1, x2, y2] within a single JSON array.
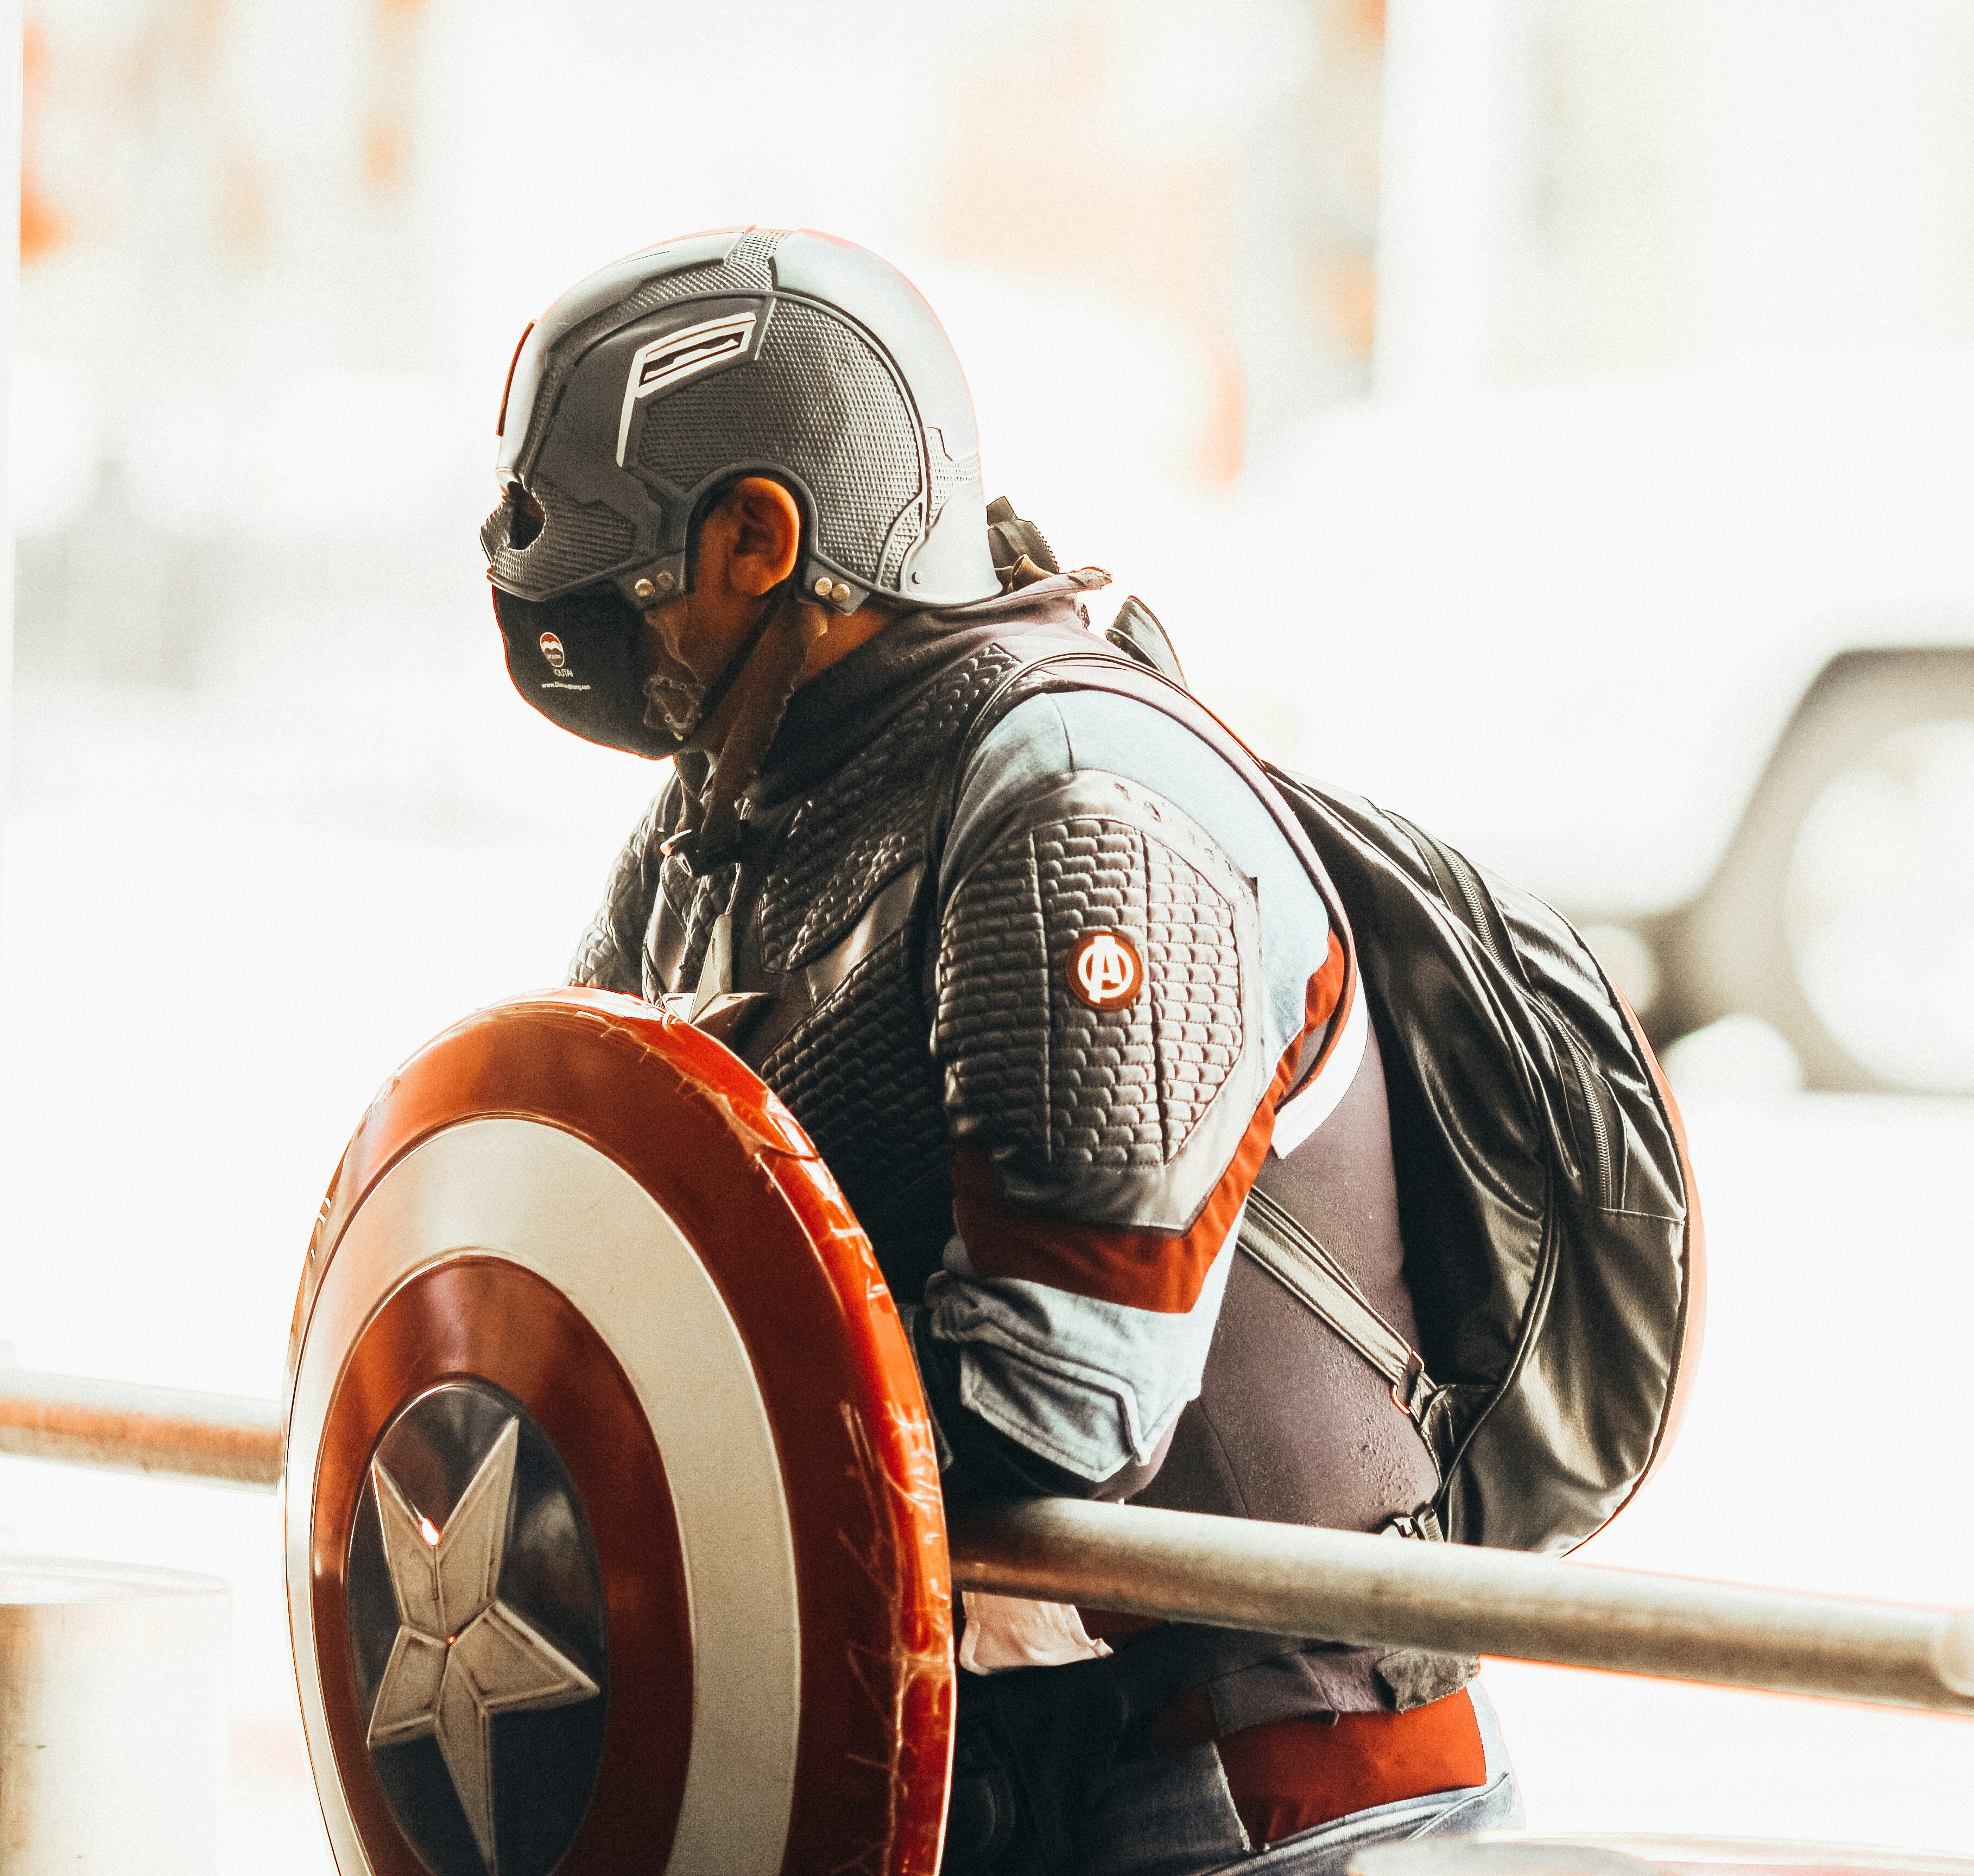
[[355, 1392, 603, 1875], [347, 1382, 608, 1876]]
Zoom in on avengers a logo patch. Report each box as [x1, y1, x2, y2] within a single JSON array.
[[1067, 929, 1144, 1010]]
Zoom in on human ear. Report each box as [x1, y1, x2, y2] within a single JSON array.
[[724, 477, 804, 597]]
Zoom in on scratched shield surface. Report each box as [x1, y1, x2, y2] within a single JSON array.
[[283, 989, 955, 1876]]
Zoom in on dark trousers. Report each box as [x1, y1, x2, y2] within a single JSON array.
[[939, 1663, 1520, 1876]]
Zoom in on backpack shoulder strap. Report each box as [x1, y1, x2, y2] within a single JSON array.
[[1239, 1186, 1437, 1428]]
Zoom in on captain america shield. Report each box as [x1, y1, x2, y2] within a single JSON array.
[[283, 988, 955, 1876]]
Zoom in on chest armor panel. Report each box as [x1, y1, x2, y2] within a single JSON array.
[[641, 645, 1022, 1297]]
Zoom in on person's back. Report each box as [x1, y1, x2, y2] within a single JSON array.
[[484, 225, 1520, 1873]]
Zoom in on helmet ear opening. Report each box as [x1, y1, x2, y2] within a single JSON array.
[[683, 471, 814, 599], [680, 475, 739, 593]]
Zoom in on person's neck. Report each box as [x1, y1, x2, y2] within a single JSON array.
[[798, 598, 893, 682], [684, 597, 891, 755]]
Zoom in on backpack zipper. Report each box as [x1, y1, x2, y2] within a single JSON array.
[[1431, 835, 1516, 974], [1553, 1019, 1616, 1206]]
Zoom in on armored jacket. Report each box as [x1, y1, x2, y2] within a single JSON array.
[[571, 578, 1447, 1716]]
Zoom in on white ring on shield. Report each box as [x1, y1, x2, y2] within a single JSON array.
[[284, 1117, 801, 1876]]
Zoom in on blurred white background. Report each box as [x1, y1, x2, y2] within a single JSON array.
[[1, 0, 1971, 1866]]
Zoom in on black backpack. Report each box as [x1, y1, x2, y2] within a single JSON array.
[[1254, 766, 1700, 1553], [968, 612, 1702, 1556]]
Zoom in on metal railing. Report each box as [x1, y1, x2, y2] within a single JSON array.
[[950, 1499, 1974, 1718], [5, 1365, 1970, 1717], [0, 1365, 281, 1488]]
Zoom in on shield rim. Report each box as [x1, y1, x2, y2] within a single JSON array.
[[286, 988, 956, 1876]]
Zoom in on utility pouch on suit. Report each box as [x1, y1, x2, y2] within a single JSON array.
[[963, 605, 1704, 1557]]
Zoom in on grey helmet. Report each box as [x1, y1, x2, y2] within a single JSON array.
[[484, 226, 999, 619]]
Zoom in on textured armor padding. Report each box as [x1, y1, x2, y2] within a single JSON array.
[[483, 476, 637, 602], [768, 821, 922, 971], [943, 814, 1243, 1174], [636, 300, 923, 586], [652, 857, 739, 999], [760, 928, 950, 1284], [1133, 827, 1246, 1146], [568, 787, 674, 994], [755, 645, 1021, 972], [574, 645, 1028, 1002], [939, 839, 1051, 1143]]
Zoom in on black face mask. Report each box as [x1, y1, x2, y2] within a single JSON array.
[[491, 584, 684, 759]]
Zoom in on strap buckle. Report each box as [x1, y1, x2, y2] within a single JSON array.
[[1390, 1350, 1430, 1421], [1380, 1503, 1446, 1542]]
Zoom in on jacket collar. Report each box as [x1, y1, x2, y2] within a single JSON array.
[[752, 571, 1112, 801]]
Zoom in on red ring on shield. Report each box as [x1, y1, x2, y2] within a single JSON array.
[[285, 989, 954, 1876]]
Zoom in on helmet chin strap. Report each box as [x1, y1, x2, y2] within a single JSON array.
[[675, 580, 826, 869], [643, 574, 787, 750]]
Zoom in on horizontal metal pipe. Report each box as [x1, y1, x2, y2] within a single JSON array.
[[0, 1367, 283, 1488], [948, 1498, 1974, 1718], [9, 1370, 1972, 1720]]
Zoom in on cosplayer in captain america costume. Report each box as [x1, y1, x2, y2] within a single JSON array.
[[483, 227, 1520, 1874]]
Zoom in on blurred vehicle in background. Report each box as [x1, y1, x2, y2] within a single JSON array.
[[1211, 360, 1974, 1096], [1164, 0, 1974, 1101]]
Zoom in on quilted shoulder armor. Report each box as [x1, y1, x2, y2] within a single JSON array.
[[935, 772, 1266, 1234]]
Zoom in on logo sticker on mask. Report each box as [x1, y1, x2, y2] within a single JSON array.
[[1067, 930, 1144, 1011], [538, 630, 590, 692]]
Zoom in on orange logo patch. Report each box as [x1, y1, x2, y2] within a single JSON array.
[[1067, 929, 1144, 1010]]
